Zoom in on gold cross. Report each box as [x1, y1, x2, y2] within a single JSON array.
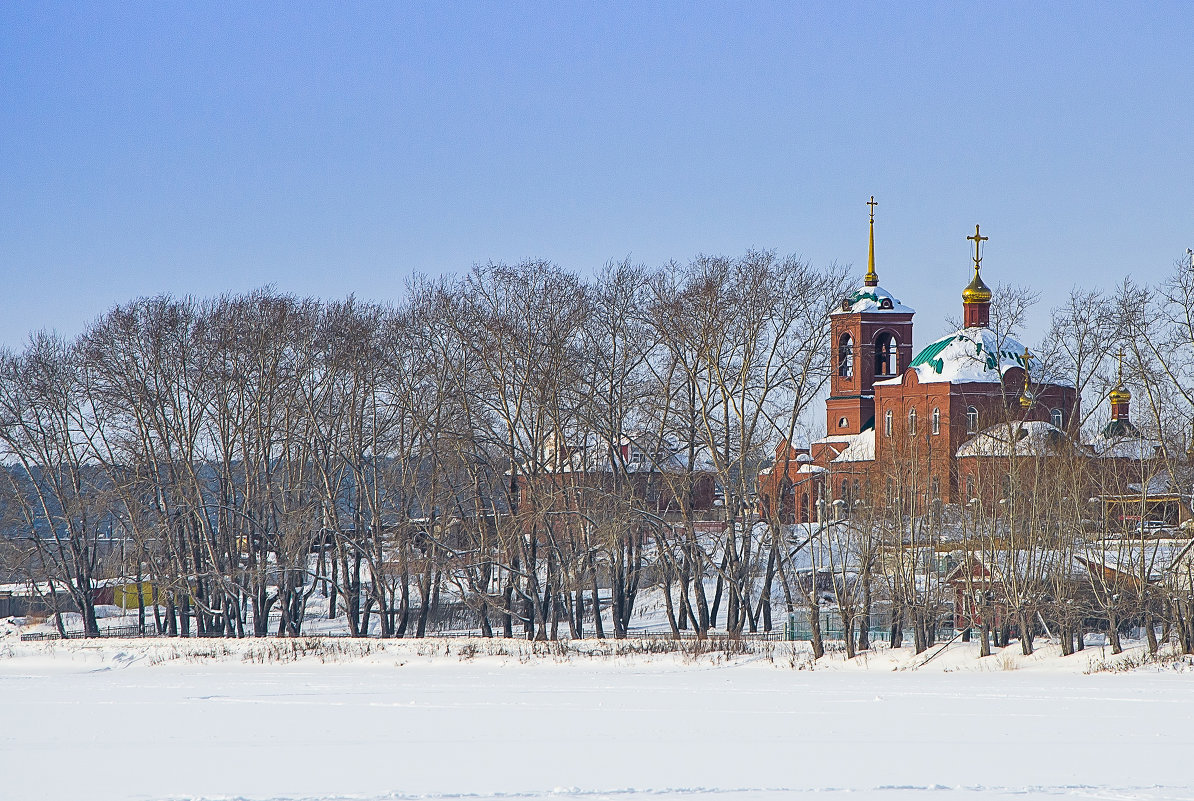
[[1117, 350, 1126, 381], [867, 195, 878, 222], [967, 224, 988, 268]]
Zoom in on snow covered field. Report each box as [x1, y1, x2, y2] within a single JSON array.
[[2, 636, 1193, 801]]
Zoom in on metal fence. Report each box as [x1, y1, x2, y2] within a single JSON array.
[[21, 608, 946, 643], [21, 625, 789, 642], [20, 624, 146, 641], [782, 611, 953, 644]]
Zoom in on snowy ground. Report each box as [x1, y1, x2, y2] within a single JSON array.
[[2, 633, 1194, 801]]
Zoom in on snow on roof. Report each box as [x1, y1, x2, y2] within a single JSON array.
[[950, 549, 1090, 583], [1079, 540, 1194, 581], [1090, 433, 1163, 461], [955, 420, 1079, 458], [830, 284, 914, 316], [812, 431, 862, 446], [905, 326, 1059, 386], [830, 430, 876, 463], [1125, 468, 1194, 496]]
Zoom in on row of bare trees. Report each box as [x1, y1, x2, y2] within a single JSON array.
[[0, 253, 852, 639]]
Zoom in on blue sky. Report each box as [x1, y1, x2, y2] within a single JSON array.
[[2, 2, 1191, 350]]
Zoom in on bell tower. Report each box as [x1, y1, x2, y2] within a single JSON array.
[[826, 197, 915, 436]]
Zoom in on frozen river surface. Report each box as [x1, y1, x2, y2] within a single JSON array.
[[1, 640, 1192, 801]]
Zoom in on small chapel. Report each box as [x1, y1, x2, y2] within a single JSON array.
[[758, 198, 1159, 524]]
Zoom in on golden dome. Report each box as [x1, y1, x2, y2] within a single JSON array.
[[1109, 383, 1131, 404], [962, 266, 992, 304], [1109, 350, 1131, 405]]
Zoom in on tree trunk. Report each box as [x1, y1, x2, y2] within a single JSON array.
[[808, 596, 824, 660], [857, 575, 872, 652], [662, 574, 680, 639]]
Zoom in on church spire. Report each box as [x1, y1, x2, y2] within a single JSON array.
[[1103, 350, 1137, 439], [962, 224, 992, 327], [864, 196, 879, 287], [1109, 350, 1131, 419], [1018, 347, 1034, 409]]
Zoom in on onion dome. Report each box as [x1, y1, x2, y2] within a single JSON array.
[[961, 225, 992, 328], [1109, 350, 1131, 405], [962, 266, 993, 304]]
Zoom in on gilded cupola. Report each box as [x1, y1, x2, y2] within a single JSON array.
[[962, 224, 992, 328]]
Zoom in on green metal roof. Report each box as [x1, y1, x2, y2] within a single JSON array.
[[909, 336, 955, 375], [848, 289, 880, 305], [910, 334, 1033, 376]]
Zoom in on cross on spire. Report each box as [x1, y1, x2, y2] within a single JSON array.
[[1018, 346, 1035, 407], [864, 195, 879, 286], [967, 224, 988, 269]]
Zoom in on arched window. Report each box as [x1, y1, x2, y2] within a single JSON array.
[[838, 333, 854, 378], [1050, 408, 1064, 428], [965, 474, 975, 501], [801, 493, 810, 524], [884, 409, 893, 437], [931, 475, 940, 499], [840, 479, 849, 503], [908, 408, 917, 436], [853, 478, 861, 502], [874, 333, 899, 376], [966, 406, 979, 433], [931, 407, 940, 435], [838, 416, 849, 429]]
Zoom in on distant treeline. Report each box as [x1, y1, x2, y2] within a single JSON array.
[[0, 251, 1191, 661]]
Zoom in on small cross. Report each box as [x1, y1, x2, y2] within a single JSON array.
[[867, 195, 878, 222], [967, 224, 988, 268]]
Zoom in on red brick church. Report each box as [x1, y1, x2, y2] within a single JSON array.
[[760, 200, 1094, 522]]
